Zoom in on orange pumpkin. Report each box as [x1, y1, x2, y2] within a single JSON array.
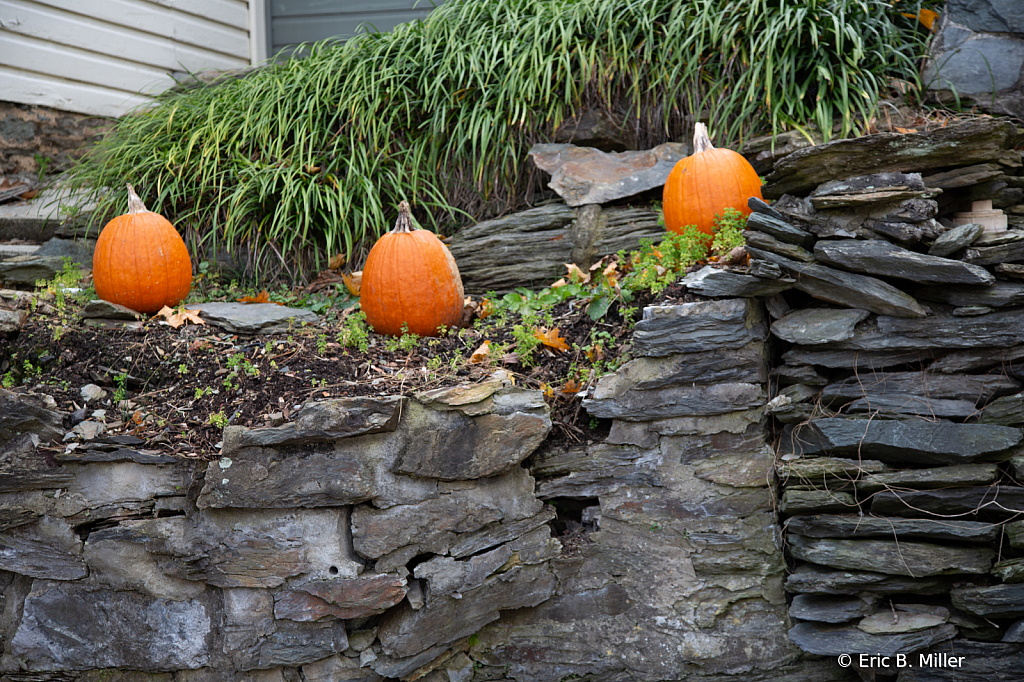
[[663, 123, 763, 236], [360, 201, 464, 337], [92, 184, 192, 314]]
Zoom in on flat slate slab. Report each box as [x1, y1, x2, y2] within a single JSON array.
[[630, 298, 767, 357], [821, 371, 1019, 405], [762, 118, 1016, 198], [916, 281, 1024, 308], [746, 246, 927, 318], [186, 302, 319, 334], [528, 141, 689, 206], [787, 536, 994, 577], [771, 308, 870, 345], [785, 514, 999, 543], [951, 584, 1024, 619], [813, 238, 995, 285], [779, 418, 1022, 465], [855, 464, 999, 494], [785, 563, 951, 595], [871, 487, 1024, 519], [746, 211, 815, 247], [680, 265, 793, 298], [789, 594, 875, 623], [833, 308, 1024, 351], [788, 621, 956, 657]]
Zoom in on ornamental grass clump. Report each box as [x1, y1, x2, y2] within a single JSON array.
[[64, 0, 936, 282]]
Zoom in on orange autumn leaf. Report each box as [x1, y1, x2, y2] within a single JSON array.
[[328, 253, 346, 270], [342, 271, 362, 297], [533, 327, 570, 352], [540, 382, 555, 399], [155, 305, 205, 329], [470, 340, 491, 364], [561, 378, 583, 394], [237, 289, 270, 304], [564, 263, 590, 284], [478, 298, 493, 319], [894, 126, 918, 134], [585, 343, 604, 363], [901, 8, 939, 31]]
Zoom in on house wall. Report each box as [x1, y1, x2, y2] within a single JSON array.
[[0, 0, 253, 118]]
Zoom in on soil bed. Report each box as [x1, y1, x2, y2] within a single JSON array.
[[2, 282, 696, 460]]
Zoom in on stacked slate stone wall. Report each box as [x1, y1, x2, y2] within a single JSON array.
[[675, 118, 1024, 678], [0, 313, 829, 682]]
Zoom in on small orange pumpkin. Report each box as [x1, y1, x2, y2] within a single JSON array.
[[360, 201, 464, 337], [663, 123, 763, 236], [92, 184, 192, 314]]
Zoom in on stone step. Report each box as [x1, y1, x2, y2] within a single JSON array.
[[0, 181, 100, 242], [0, 243, 39, 259]]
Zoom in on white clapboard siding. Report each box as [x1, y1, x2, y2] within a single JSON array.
[[0, 0, 253, 117]]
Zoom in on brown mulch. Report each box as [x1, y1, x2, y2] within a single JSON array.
[[2, 283, 695, 460]]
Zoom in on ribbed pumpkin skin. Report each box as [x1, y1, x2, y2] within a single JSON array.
[[360, 203, 464, 337], [93, 186, 192, 314], [663, 124, 763, 236]]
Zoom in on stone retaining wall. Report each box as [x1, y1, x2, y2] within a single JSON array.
[[0, 306, 826, 682], [0, 102, 109, 177]]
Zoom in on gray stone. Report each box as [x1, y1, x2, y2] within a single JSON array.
[[0, 515, 86, 579], [782, 347, 940, 369], [33, 237, 94, 265], [856, 464, 999, 494], [925, 31, 1024, 96], [746, 211, 815, 247], [530, 442, 661, 499], [680, 265, 793, 298], [55, 447, 180, 465], [351, 467, 542, 567], [785, 564, 952, 595], [552, 109, 630, 151], [980, 392, 1024, 425], [0, 307, 27, 333], [771, 308, 869, 345], [748, 196, 789, 221], [274, 575, 408, 621], [871, 487, 1024, 519], [788, 621, 956, 657], [8, 581, 212, 671], [528, 141, 689, 206], [857, 612, 946, 635], [779, 490, 857, 515], [0, 256, 73, 286], [81, 299, 146, 320], [447, 507, 557, 559], [779, 418, 1022, 465], [771, 363, 829, 386], [184, 302, 319, 334], [91, 507, 361, 588], [951, 584, 1024, 619], [779, 458, 889, 485], [789, 594, 875, 623], [746, 246, 927, 318], [71, 419, 106, 440], [811, 189, 937, 211], [924, 163, 1006, 189], [993, 558, 1024, 583], [964, 239, 1024, 265], [813, 239, 994, 285], [928, 223, 984, 257], [812, 172, 927, 196], [821, 371, 1019, 406], [917, 281, 1024, 308], [763, 119, 1016, 198], [899, 641, 1024, 681], [0, 433, 74, 492], [583, 382, 765, 421], [787, 536, 994, 576], [785, 515, 999, 543], [748, 259, 784, 279], [1, 387, 67, 448], [222, 397, 403, 455], [946, 0, 1024, 33], [80, 383, 107, 403], [846, 395, 979, 419], [630, 298, 768, 357], [301, 654, 379, 682], [447, 204, 663, 294], [744, 230, 815, 262], [1005, 620, 1024, 643], [833, 308, 1024, 351], [377, 563, 556, 658], [392, 398, 550, 480]]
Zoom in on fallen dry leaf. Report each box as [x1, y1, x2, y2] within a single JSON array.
[[328, 253, 346, 270], [585, 343, 604, 363], [478, 298, 493, 319], [564, 263, 590, 285], [237, 289, 270, 304], [155, 305, 205, 329], [343, 271, 362, 297], [894, 127, 918, 134], [561, 378, 583, 394], [540, 382, 555, 399], [470, 340, 491, 364], [533, 327, 570, 353]]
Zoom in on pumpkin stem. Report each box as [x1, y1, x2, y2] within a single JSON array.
[[126, 184, 150, 214], [392, 200, 417, 234], [692, 123, 716, 154]]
